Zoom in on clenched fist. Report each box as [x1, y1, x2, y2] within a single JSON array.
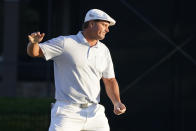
[[113, 102, 126, 115], [28, 32, 45, 44]]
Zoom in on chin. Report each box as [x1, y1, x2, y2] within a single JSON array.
[[99, 36, 105, 40]]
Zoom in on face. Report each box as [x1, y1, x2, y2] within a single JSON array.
[[90, 20, 110, 40]]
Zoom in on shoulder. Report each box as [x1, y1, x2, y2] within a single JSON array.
[[98, 41, 110, 53], [61, 34, 80, 43]]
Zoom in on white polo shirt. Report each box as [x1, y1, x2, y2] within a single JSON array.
[[39, 31, 115, 104]]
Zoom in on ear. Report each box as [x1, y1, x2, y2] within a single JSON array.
[[89, 21, 95, 28]]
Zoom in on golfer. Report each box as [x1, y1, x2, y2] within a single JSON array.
[[27, 9, 126, 131]]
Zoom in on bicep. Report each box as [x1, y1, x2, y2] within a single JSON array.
[[102, 77, 116, 86]]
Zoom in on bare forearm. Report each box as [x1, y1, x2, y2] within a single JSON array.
[[103, 78, 126, 115], [27, 42, 40, 57], [103, 78, 121, 105]]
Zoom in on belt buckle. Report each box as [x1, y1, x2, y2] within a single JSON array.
[[80, 103, 88, 108]]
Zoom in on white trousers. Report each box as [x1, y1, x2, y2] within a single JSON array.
[[49, 101, 110, 131]]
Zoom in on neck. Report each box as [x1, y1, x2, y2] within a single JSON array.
[[82, 31, 98, 47]]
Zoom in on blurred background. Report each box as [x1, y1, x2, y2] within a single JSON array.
[[0, 0, 196, 130]]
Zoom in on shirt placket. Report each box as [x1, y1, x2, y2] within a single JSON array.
[[87, 47, 96, 67]]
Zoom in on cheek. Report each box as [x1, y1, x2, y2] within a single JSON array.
[[95, 27, 102, 35], [92, 26, 99, 32], [93, 25, 104, 35], [98, 27, 105, 33]]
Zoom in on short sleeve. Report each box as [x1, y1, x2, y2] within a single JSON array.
[[102, 49, 115, 78], [39, 36, 64, 61]]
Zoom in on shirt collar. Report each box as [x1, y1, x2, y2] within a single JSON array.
[[77, 31, 99, 48]]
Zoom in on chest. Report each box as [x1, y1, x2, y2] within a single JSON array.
[[62, 42, 107, 73]]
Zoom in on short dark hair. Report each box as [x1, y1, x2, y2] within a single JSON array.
[[82, 21, 90, 30]]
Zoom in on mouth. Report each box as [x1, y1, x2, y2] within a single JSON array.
[[102, 32, 106, 36]]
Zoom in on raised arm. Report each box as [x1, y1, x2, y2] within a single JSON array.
[[102, 77, 126, 115], [27, 32, 45, 58]]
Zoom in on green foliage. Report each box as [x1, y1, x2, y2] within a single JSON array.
[[0, 97, 55, 131]]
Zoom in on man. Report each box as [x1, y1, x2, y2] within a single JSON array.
[[27, 9, 126, 131]]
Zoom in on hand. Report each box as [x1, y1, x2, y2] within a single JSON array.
[[113, 102, 126, 115], [28, 32, 45, 44]]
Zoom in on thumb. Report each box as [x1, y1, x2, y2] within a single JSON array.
[[117, 107, 125, 112], [117, 103, 126, 112], [117, 107, 120, 110]]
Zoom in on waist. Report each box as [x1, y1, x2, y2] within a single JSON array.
[[55, 100, 97, 108]]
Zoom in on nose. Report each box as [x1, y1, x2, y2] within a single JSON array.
[[106, 27, 109, 33]]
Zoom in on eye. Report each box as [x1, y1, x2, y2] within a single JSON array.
[[102, 23, 107, 27]]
